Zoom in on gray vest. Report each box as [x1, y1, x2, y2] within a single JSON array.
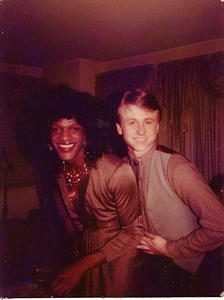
[[146, 150, 204, 274]]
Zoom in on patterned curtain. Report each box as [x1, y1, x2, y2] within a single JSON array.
[[95, 52, 224, 182]]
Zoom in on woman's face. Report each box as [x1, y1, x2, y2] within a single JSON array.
[[51, 118, 85, 164]]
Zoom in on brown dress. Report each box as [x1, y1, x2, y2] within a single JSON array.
[[54, 153, 144, 297]]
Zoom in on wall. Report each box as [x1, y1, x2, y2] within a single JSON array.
[[0, 72, 46, 221], [78, 59, 102, 95], [42, 38, 224, 94], [43, 58, 102, 95], [2, 38, 223, 95], [101, 38, 224, 72], [0, 185, 39, 220], [43, 59, 80, 89], [0, 63, 42, 78]]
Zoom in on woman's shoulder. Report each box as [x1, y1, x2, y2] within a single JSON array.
[[91, 153, 135, 184], [98, 152, 127, 168], [93, 153, 132, 177]]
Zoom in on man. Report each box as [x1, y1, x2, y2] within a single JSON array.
[[106, 89, 224, 296]]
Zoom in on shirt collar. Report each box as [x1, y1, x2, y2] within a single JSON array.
[[127, 142, 157, 166]]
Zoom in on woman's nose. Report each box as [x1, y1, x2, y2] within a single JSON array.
[[60, 129, 71, 140]]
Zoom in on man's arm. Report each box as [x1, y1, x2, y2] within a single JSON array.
[[166, 154, 224, 259], [138, 154, 224, 260]]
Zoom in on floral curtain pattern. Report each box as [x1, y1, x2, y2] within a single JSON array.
[[95, 52, 224, 182]]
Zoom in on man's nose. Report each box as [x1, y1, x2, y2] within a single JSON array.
[[136, 124, 145, 135]]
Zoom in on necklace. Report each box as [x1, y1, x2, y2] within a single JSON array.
[[62, 161, 89, 185], [62, 161, 87, 231]]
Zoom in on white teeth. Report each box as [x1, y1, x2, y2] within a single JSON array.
[[59, 144, 74, 149], [135, 138, 146, 141]]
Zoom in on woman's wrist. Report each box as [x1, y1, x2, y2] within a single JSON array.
[[78, 250, 106, 271]]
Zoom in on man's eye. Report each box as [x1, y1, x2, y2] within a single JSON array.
[[129, 121, 136, 126]]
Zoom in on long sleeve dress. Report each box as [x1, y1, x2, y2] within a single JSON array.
[[53, 153, 144, 297]]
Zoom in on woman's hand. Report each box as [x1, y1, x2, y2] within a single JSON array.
[[51, 259, 86, 297], [136, 231, 170, 257], [51, 250, 106, 297]]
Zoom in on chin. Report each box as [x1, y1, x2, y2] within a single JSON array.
[[58, 153, 75, 161]]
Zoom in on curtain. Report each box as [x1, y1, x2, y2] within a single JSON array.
[[95, 52, 224, 183]]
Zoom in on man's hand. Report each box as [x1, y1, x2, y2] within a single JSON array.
[[136, 231, 170, 257]]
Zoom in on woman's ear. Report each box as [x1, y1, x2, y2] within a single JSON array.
[[83, 135, 87, 147], [116, 123, 123, 135]]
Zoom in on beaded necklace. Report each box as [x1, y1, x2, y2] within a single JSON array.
[[62, 161, 90, 231], [62, 160, 90, 201], [62, 161, 89, 185]]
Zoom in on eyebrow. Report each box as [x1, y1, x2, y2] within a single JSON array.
[[53, 120, 79, 125], [125, 117, 155, 122]]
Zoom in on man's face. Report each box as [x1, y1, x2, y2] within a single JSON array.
[[51, 118, 85, 164], [116, 104, 159, 158]]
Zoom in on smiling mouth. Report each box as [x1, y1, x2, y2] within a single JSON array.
[[58, 144, 75, 150], [134, 138, 147, 142]]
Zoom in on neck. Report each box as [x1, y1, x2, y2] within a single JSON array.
[[64, 155, 85, 174], [71, 161, 85, 173], [62, 160, 89, 186], [128, 143, 157, 159]]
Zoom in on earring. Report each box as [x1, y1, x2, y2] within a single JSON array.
[[83, 137, 87, 148], [47, 143, 53, 151]]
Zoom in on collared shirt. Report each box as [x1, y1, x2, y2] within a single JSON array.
[[125, 143, 224, 260]]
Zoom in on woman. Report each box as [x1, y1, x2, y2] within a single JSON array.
[[16, 84, 143, 297]]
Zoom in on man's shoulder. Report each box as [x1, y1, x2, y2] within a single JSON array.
[[156, 145, 190, 164], [156, 145, 178, 154]]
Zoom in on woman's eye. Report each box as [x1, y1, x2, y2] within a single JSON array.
[[71, 127, 81, 131], [51, 127, 60, 132]]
